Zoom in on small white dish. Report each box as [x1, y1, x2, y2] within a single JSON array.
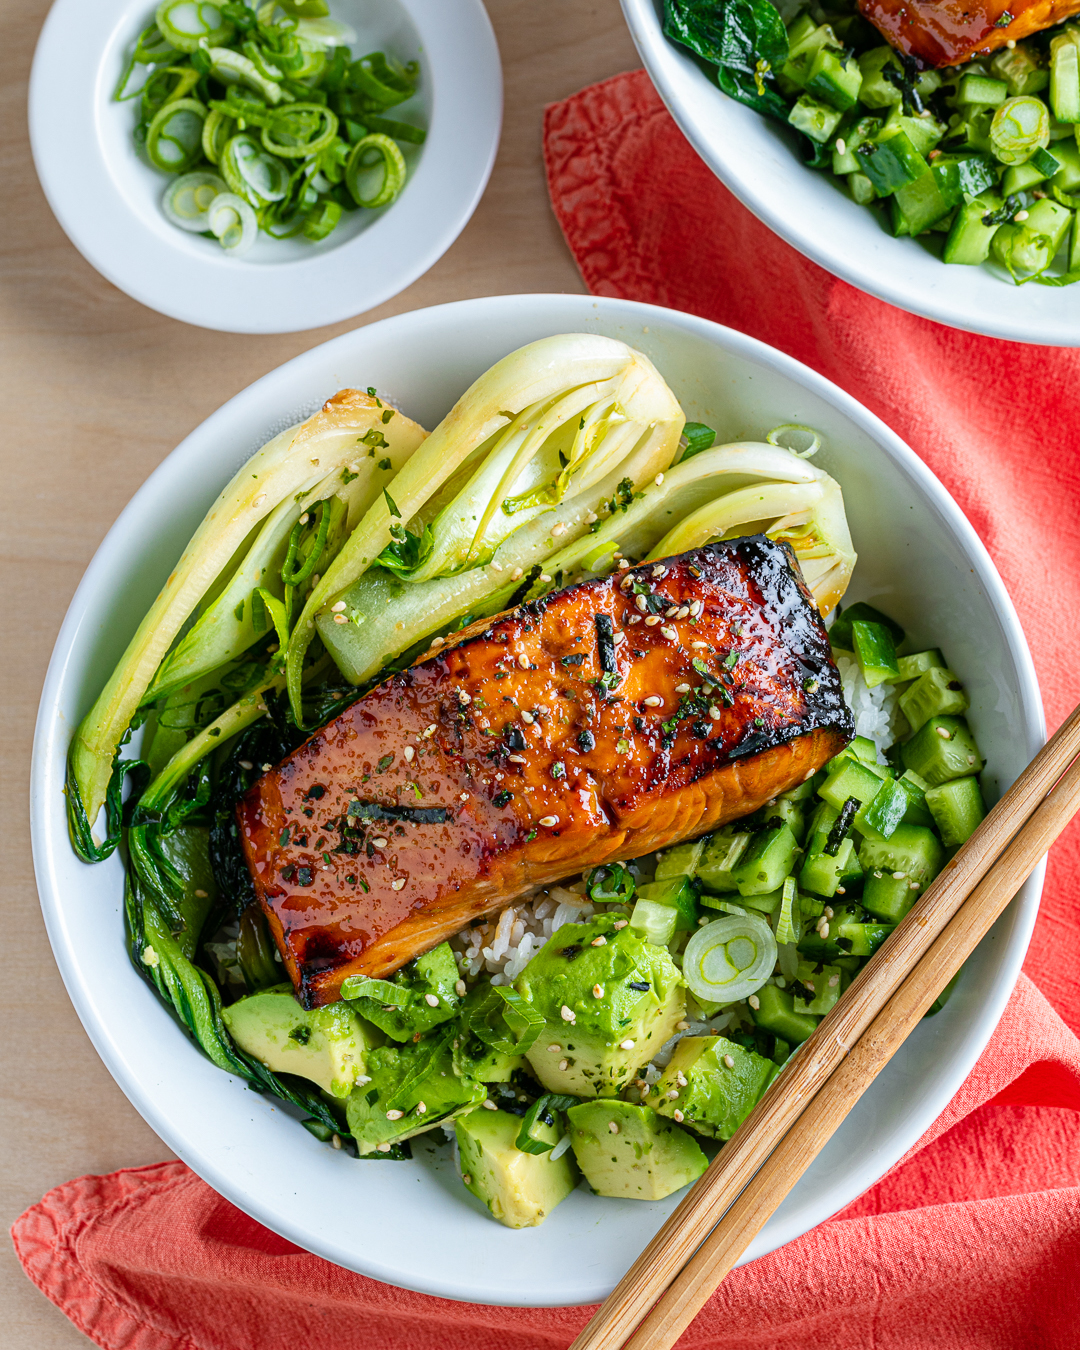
[[28, 0, 501, 333], [621, 0, 1080, 346], [31, 293, 1043, 1305]]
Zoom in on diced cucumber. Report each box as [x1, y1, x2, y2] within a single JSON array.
[[901, 715, 985, 785], [851, 735, 883, 766], [799, 835, 859, 898], [789, 94, 844, 143], [898, 769, 935, 828], [1070, 210, 1080, 272], [732, 824, 800, 896], [992, 198, 1072, 279], [833, 116, 882, 174], [957, 73, 1008, 108], [892, 649, 946, 681], [697, 826, 752, 892], [636, 878, 699, 931], [1051, 33, 1080, 124], [857, 47, 903, 109], [629, 898, 677, 947], [862, 871, 921, 923], [935, 153, 997, 200], [1002, 158, 1053, 197], [1051, 138, 1080, 190], [806, 47, 862, 111], [891, 110, 947, 157], [989, 43, 1050, 98], [925, 775, 987, 847], [793, 962, 843, 1015], [853, 776, 908, 841], [779, 777, 820, 803], [806, 799, 839, 850], [1032, 145, 1062, 175], [785, 12, 816, 50], [835, 921, 894, 957], [750, 796, 806, 842], [943, 195, 1002, 265], [858, 127, 927, 195], [830, 601, 904, 651], [898, 666, 969, 734], [848, 171, 876, 204], [852, 618, 901, 685], [820, 757, 886, 813], [751, 984, 819, 1044], [655, 838, 707, 881], [859, 822, 945, 891]]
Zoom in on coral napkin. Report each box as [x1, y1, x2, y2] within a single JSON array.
[[12, 68, 1080, 1350]]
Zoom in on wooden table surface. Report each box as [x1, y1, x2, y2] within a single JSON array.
[[0, 2, 640, 1341]]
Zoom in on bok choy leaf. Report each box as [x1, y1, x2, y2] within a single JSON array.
[[67, 390, 427, 853], [664, 0, 790, 122]]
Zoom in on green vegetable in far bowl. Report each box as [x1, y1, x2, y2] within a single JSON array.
[[115, 0, 425, 256]]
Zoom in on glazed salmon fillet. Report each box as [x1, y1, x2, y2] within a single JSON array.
[[238, 535, 854, 1007], [859, 0, 1079, 66]]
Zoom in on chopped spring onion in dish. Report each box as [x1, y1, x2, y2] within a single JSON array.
[[664, 0, 1080, 285], [115, 0, 425, 257], [66, 333, 981, 1227]]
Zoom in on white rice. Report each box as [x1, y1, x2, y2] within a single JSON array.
[[449, 882, 610, 985], [834, 653, 906, 755]]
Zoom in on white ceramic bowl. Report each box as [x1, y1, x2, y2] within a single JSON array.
[[28, 0, 501, 333], [32, 293, 1043, 1305], [621, 0, 1080, 346]]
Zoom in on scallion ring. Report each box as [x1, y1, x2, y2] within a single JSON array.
[[767, 423, 821, 459], [262, 102, 338, 157], [206, 46, 284, 103], [681, 913, 777, 1006], [350, 52, 418, 107], [220, 133, 289, 203], [301, 200, 341, 240], [990, 95, 1050, 166], [162, 171, 228, 231], [146, 98, 208, 173], [155, 0, 234, 53], [345, 133, 406, 208], [207, 192, 258, 255], [201, 108, 235, 164]]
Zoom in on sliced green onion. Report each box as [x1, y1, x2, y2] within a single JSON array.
[[201, 108, 236, 164], [206, 46, 284, 103], [483, 987, 545, 1055], [680, 422, 717, 460], [363, 114, 426, 145], [768, 424, 822, 459], [990, 95, 1051, 165], [350, 52, 418, 107], [262, 102, 339, 157], [302, 199, 342, 240], [340, 975, 412, 1004], [515, 1094, 577, 1155], [162, 171, 228, 230], [585, 862, 635, 904], [221, 133, 289, 202], [295, 16, 357, 46], [773, 877, 801, 945], [345, 133, 406, 208], [682, 913, 777, 1005], [146, 98, 207, 172], [155, 0, 234, 52], [207, 192, 258, 254]]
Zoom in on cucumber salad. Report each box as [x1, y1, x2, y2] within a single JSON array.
[[665, 0, 1080, 284], [217, 599, 984, 1227], [114, 1, 424, 256]]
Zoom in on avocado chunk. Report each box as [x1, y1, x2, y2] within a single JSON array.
[[515, 913, 685, 1097], [345, 1027, 485, 1155], [567, 1100, 708, 1200], [341, 942, 463, 1043], [456, 1108, 578, 1228], [222, 984, 380, 1099], [652, 1036, 778, 1140]]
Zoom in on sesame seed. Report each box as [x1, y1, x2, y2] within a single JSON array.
[[824, 906, 834, 919], [708, 705, 722, 719], [936, 726, 952, 739], [1007, 36, 1016, 45], [691, 640, 709, 649], [723, 1054, 735, 1069], [748, 994, 760, 1010], [892, 871, 907, 880], [620, 1039, 635, 1050], [332, 1133, 342, 1149], [482, 1099, 498, 1110], [416, 1101, 427, 1114], [820, 922, 830, 938], [652, 565, 667, 578], [614, 630, 627, 645], [490, 561, 503, 571], [591, 935, 607, 946], [673, 1109, 684, 1123], [613, 919, 628, 929], [371, 837, 389, 848], [676, 606, 690, 619], [661, 625, 678, 640], [690, 601, 703, 617], [836, 885, 847, 895], [551, 522, 566, 536], [676, 1021, 690, 1031], [518, 653, 530, 669], [560, 1005, 576, 1022], [239, 760, 253, 770], [194, 889, 208, 898], [510, 567, 523, 581], [520, 709, 534, 724], [333, 614, 348, 624], [462, 1173, 472, 1185], [617, 558, 631, 570], [253, 494, 267, 508], [835, 137, 847, 154], [548, 1043, 561, 1053], [425, 993, 440, 1007], [828, 975, 839, 987], [805, 981, 816, 992], [665, 606, 679, 618], [593, 984, 605, 998], [460, 792, 470, 801], [645, 615, 661, 627], [331, 600, 347, 612], [377, 1142, 392, 1152], [391, 877, 406, 891], [455, 980, 467, 996], [609, 1121, 620, 1133], [540, 574, 552, 583], [386, 1109, 404, 1120], [910, 881, 921, 890], [635, 594, 648, 612], [654, 473, 665, 486], [423, 724, 437, 737], [459, 692, 472, 705], [261, 762, 271, 770], [429, 636, 445, 648], [559, 1059, 569, 1071], [675, 683, 691, 694], [643, 695, 663, 707], [627, 614, 641, 625], [698, 916, 709, 925], [585, 511, 598, 524], [507, 754, 526, 764], [539, 815, 559, 827], [667, 1088, 680, 1099], [675, 1071, 687, 1086]]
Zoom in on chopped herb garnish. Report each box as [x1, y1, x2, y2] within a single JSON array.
[[493, 790, 514, 807], [377, 754, 394, 772], [724, 651, 740, 669], [578, 729, 596, 752], [595, 613, 617, 673]]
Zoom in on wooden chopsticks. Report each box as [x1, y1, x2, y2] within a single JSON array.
[[571, 702, 1080, 1350]]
